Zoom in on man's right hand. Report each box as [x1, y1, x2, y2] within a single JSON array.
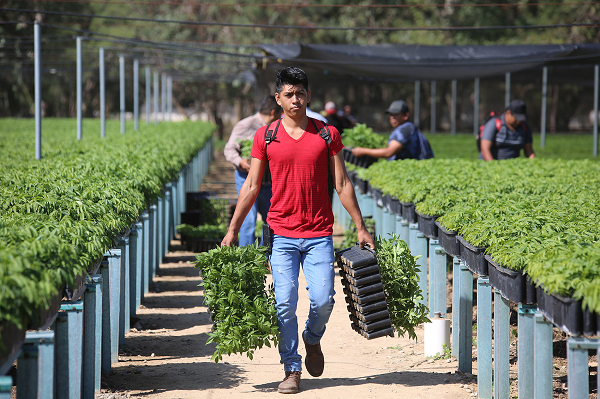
[[239, 158, 251, 172], [221, 230, 237, 247]]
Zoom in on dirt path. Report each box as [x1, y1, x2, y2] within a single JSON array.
[[98, 150, 477, 398]]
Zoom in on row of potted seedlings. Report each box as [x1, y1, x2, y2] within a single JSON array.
[[352, 157, 600, 337]]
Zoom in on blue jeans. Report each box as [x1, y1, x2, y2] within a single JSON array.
[[234, 169, 272, 246], [269, 235, 336, 372]]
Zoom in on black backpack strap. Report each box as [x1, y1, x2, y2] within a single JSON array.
[[310, 118, 333, 145], [264, 118, 281, 145]]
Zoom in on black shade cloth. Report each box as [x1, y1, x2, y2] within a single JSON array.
[[258, 43, 600, 82]]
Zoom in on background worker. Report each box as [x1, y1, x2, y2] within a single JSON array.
[[352, 100, 427, 160], [223, 95, 282, 246], [480, 99, 536, 161], [221, 67, 374, 394]]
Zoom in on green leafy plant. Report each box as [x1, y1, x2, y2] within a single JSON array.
[[194, 243, 279, 362], [237, 138, 253, 160], [342, 123, 388, 149], [375, 233, 429, 340], [176, 224, 228, 239]]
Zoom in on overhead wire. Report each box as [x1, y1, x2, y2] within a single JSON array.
[[1, 7, 598, 32]]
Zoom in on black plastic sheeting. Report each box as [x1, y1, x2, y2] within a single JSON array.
[[257, 43, 600, 82]]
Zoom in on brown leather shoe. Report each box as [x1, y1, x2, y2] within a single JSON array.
[[278, 371, 301, 394], [302, 331, 324, 377]]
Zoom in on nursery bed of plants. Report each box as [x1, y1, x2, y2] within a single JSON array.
[[0, 118, 214, 333], [356, 157, 600, 316]]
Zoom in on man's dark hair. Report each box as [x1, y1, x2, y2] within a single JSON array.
[[258, 95, 282, 115], [275, 67, 309, 94]]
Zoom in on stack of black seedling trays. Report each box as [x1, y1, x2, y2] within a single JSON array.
[[336, 245, 394, 340]]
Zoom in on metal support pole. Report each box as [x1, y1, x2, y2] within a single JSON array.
[[134, 58, 139, 131], [145, 66, 151, 125], [34, 21, 42, 160], [54, 301, 84, 399], [83, 275, 102, 398], [594, 65, 599, 157], [474, 77, 480, 137], [381, 208, 393, 240], [0, 377, 11, 399], [119, 55, 125, 134], [161, 72, 167, 122], [168, 76, 173, 121], [100, 47, 106, 138], [414, 80, 420, 126], [494, 290, 510, 399], [451, 79, 457, 135], [148, 205, 157, 287], [155, 199, 163, 275], [77, 36, 82, 141], [505, 72, 511, 108], [428, 239, 440, 317], [101, 250, 121, 372], [409, 223, 428, 307], [165, 183, 172, 257], [118, 237, 130, 345], [430, 80, 436, 133], [153, 71, 159, 125], [16, 331, 55, 399], [534, 311, 554, 399], [518, 304, 536, 399], [477, 277, 493, 399], [452, 257, 461, 359], [395, 215, 402, 241], [130, 222, 143, 316], [458, 262, 473, 374], [141, 211, 150, 297], [399, 218, 409, 245], [541, 66, 548, 148], [567, 337, 597, 399], [434, 247, 447, 317]]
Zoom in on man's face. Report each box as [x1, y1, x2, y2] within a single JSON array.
[[275, 84, 310, 118], [389, 112, 409, 128], [504, 110, 521, 129]]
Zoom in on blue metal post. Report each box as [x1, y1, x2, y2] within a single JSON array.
[[541, 66, 548, 148], [505, 72, 511, 108], [518, 305, 536, 399], [433, 246, 446, 317], [414, 80, 420, 125], [130, 222, 143, 316], [381, 208, 392, 239], [430, 80, 436, 133], [133, 58, 139, 131], [16, 331, 54, 399], [428, 239, 441, 317], [409, 223, 428, 307], [394, 215, 402, 240], [179, 173, 185, 216], [400, 218, 409, 244], [153, 71, 159, 125], [452, 257, 461, 359], [0, 377, 12, 399], [474, 77, 480, 137], [83, 275, 102, 398], [171, 180, 178, 234], [494, 290, 510, 399], [145, 66, 150, 125], [148, 205, 157, 286], [451, 79, 457, 135], [141, 211, 150, 297], [567, 337, 596, 399], [165, 183, 172, 258], [534, 311, 554, 399], [118, 237, 130, 345], [157, 196, 164, 266], [102, 250, 121, 371], [53, 301, 83, 399], [459, 261, 473, 374], [477, 277, 493, 399]]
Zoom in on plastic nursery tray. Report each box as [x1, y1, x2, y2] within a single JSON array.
[[400, 202, 418, 224], [184, 237, 221, 253], [486, 255, 529, 304], [186, 191, 217, 211], [417, 213, 438, 238], [371, 188, 384, 208], [436, 221, 460, 257], [457, 236, 488, 276], [536, 286, 583, 337], [383, 194, 393, 212], [390, 197, 402, 217], [354, 176, 369, 194], [336, 245, 394, 340]]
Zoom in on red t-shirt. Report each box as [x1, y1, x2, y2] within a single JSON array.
[[251, 118, 344, 238]]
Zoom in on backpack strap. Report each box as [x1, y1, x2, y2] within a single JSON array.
[[310, 118, 333, 145], [495, 117, 502, 132], [264, 118, 281, 145]]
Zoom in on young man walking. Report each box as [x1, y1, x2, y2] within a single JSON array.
[[221, 67, 374, 394]]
